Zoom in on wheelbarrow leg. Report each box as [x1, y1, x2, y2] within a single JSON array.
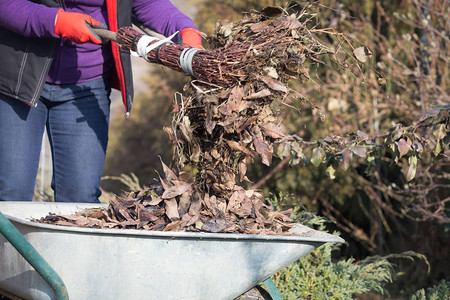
[[263, 278, 283, 300], [0, 212, 69, 300]]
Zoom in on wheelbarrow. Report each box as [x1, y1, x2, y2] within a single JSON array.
[[0, 202, 344, 299]]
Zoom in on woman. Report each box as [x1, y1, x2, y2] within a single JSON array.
[[0, 0, 203, 202]]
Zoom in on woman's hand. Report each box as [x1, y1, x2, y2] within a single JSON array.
[[54, 9, 107, 44], [180, 28, 204, 49]]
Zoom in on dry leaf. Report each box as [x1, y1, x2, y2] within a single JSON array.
[[178, 186, 193, 216], [159, 158, 178, 182], [259, 76, 288, 93], [143, 197, 163, 206], [179, 116, 194, 143], [253, 137, 273, 166], [164, 199, 180, 221], [259, 123, 286, 139], [162, 183, 192, 199], [202, 219, 233, 233], [239, 160, 247, 182], [163, 220, 184, 231], [398, 138, 410, 158], [226, 140, 254, 157], [244, 88, 271, 99], [353, 46, 373, 63]]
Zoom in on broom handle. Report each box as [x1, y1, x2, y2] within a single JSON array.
[[92, 27, 119, 42]]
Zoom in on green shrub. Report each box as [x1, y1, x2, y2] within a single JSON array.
[[411, 280, 450, 300], [268, 194, 428, 299]]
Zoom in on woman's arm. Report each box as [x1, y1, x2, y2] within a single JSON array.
[[132, 0, 198, 43], [0, 0, 59, 38]]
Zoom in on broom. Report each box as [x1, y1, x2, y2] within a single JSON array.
[[94, 16, 308, 87]]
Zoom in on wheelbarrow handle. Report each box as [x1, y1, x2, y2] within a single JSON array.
[[0, 211, 69, 299]]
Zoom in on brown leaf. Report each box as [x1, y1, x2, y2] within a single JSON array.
[[60, 214, 85, 222], [143, 197, 163, 206], [217, 199, 227, 216], [236, 116, 258, 133], [120, 220, 141, 227], [163, 126, 178, 144], [250, 22, 267, 33], [184, 212, 199, 227], [244, 88, 271, 100], [218, 100, 233, 116], [157, 174, 171, 192], [353, 46, 372, 63], [170, 179, 190, 187], [227, 190, 244, 211], [178, 186, 193, 216], [110, 199, 133, 221], [202, 193, 213, 211], [220, 171, 236, 190], [55, 220, 78, 227], [272, 16, 302, 30], [164, 199, 180, 221], [397, 138, 410, 158], [179, 116, 194, 143], [267, 211, 293, 223], [239, 160, 247, 182], [226, 140, 254, 157], [84, 209, 109, 220], [188, 191, 202, 216], [159, 158, 178, 182], [217, 112, 239, 128], [227, 190, 253, 218], [178, 171, 195, 184], [163, 220, 184, 232], [259, 123, 286, 139], [253, 137, 273, 166], [161, 183, 192, 199], [139, 207, 163, 223], [75, 217, 93, 227], [202, 219, 233, 233], [259, 76, 288, 93], [205, 104, 216, 134], [227, 86, 245, 112]]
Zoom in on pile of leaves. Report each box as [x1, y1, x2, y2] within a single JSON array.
[[35, 161, 294, 234], [34, 8, 330, 234]]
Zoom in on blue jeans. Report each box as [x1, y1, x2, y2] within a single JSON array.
[[0, 78, 111, 202]]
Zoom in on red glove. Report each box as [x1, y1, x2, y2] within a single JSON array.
[[54, 9, 106, 44], [180, 28, 204, 49]]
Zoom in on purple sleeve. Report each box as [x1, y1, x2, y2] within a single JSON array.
[[0, 0, 59, 38], [132, 0, 198, 42]]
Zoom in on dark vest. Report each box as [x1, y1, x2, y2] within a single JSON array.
[[0, 0, 134, 113]]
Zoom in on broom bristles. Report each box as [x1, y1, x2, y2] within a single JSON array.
[[118, 27, 238, 86], [117, 22, 302, 87]]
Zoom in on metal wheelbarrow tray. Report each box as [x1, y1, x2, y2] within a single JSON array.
[[0, 202, 343, 300]]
